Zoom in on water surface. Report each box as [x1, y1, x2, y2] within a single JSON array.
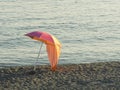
[[0, 0, 120, 67]]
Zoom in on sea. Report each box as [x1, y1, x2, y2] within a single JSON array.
[[0, 0, 120, 67]]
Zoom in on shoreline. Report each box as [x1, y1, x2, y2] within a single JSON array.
[[0, 61, 120, 89]]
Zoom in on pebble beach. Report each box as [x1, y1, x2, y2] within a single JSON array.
[[0, 61, 120, 90]]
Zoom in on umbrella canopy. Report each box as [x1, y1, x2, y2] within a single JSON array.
[[25, 31, 61, 70]]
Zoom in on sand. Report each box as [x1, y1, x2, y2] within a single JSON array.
[[0, 61, 120, 90]]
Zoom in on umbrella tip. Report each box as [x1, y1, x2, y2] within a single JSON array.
[[51, 66, 57, 71], [24, 34, 27, 36]]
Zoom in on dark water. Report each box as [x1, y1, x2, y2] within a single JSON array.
[[0, 0, 120, 67]]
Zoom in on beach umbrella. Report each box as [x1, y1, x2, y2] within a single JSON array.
[[25, 31, 61, 71]]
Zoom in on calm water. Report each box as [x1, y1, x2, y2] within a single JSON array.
[[0, 0, 120, 67]]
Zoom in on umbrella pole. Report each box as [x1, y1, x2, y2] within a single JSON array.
[[34, 42, 43, 70]]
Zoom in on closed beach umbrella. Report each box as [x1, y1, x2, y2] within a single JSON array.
[[25, 31, 61, 71]]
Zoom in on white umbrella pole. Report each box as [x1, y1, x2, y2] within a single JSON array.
[[34, 42, 43, 70]]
